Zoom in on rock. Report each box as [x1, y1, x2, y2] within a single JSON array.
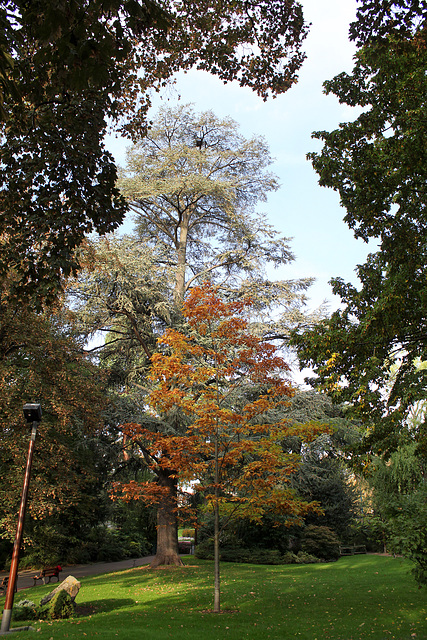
[[39, 576, 81, 606]]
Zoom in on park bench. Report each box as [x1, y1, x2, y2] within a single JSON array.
[[32, 565, 62, 586], [339, 545, 367, 556], [0, 576, 17, 596]]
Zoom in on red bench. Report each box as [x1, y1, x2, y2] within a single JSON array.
[[32, 565, 62, 586]]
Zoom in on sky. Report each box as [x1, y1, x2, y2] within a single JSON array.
[[105, 0, 375, 315]]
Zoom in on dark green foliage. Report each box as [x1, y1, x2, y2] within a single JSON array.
[[300, 525, 341, 561], [195, 539, 320, 565], [283, 391, 359, 539], [0, 539, 12, 570], [0, 0, 309, 304], [12, 591, 74, 622], [0, 303, 111, 565], [48, 590, 75, 620], [229, 515, 294, 555], [12, 600, 38, 622], [83, 525, 152, 564], [349, 0, 425, 45], [367, 443, 427, 584], [293, 452, 357, 539], [0, 292, 156, 568], [0, 0, 164, 303], [221, 547, 284, 565], [282, 551, 320, 564], [390, 486, 427, 585], [292, 27, 427, 457], [196, 512, 297, 558], [345, 518, 386, 554], [18, 519, 153, 568]]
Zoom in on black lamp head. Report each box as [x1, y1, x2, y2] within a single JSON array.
[[23, 403, 42, 423]]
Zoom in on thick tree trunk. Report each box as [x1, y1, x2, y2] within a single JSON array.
[[173, 211, 189, 306], [150, 471, 183, 568]]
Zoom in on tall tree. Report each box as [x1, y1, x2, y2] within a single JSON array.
[[0, 0, 309, 303], [114, 284, 324, 608], [291, 22, 427, 458], [73, 107, 317, 565], [118, 104, 310, 312]]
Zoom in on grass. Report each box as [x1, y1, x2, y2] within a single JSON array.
[[3, 555, 426, 640]]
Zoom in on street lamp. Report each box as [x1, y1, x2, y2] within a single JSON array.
[[0, 404, 42, 635]]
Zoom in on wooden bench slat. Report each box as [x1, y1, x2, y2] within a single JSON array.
[[33, 565, 62, 586]]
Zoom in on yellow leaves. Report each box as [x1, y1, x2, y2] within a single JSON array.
[[325, 352, 340, 371]]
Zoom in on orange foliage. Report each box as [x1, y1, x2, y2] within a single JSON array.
[[113, 283, 327, 525]]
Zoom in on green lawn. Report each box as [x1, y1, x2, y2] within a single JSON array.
[[4, 555, 426, 640]]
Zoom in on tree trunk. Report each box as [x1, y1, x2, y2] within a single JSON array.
[[213, 429, 220, 612], [150, 470, 183, 568], [213, 499, 220, 613], [174, 210, 189, 306]]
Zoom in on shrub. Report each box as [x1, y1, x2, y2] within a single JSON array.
[[219, 546, 252, 563], [13, 592, 74, 622], [296, 551, 321, 564], [12, 600, 38, 622], [282, 551, 320, 564], [18, 550, 61, 570], [301, 525, 341, 561], [0, 539, 12, 571], [48, 590, 74, 620], [71, 525, 152, 564], [194, 540, 214, 560], [196, 542, 320, 565]]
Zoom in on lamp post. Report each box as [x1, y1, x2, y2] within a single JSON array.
[[0, 404, 42, 635]]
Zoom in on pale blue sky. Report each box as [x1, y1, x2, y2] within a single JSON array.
[[106, 0, 375, 315]]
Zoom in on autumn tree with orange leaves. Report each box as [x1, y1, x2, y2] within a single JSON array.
[[113, 284, 325, 608]]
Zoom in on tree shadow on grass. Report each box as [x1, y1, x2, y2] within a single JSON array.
[[75, 598, 135, 618]]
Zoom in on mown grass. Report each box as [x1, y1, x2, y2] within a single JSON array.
[[3, 555, 426, 640]]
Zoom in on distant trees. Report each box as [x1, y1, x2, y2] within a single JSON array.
[[283, 391, 360, 540]]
